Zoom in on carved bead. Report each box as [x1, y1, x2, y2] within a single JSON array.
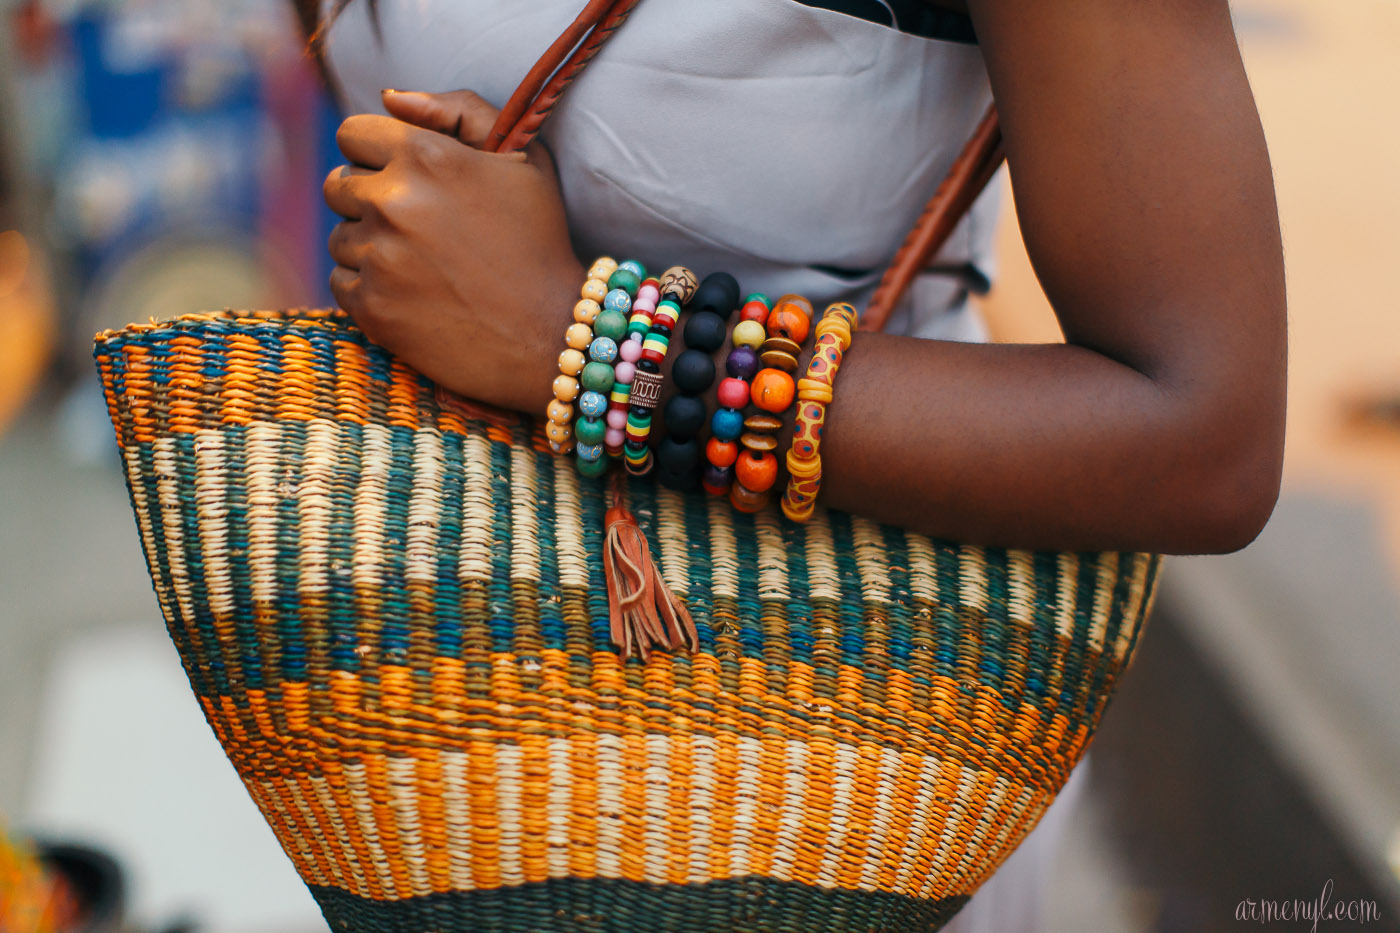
[[629, 369, 664, 408], [659, 266, 699, 304]]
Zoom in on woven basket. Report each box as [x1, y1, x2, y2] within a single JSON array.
[[95, 308, 1160, 932]]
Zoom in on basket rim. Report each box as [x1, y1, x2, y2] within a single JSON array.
[[93, 307, 351, 344]]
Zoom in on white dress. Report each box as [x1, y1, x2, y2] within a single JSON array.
[[323, 1, 1088, 928]]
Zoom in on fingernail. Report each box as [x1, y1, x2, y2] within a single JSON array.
[[382, 88, 400, 95]]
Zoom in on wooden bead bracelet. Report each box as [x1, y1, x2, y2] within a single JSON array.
[[781, 301, 858, 521]]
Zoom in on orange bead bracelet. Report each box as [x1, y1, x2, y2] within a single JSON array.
[[781, 302, 857, 522]]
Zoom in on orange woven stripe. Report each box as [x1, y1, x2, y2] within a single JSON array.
[[386, 361, 420, 430], [332, 336, 371, 425], [466, 739, 503, 890], [217, 659, 1094, 798], [567, 730, 600, 879], [220, 333, 261, 426], [166, 335, 204, 434]]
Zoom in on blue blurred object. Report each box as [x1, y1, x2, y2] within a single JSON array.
[[17, 0, 342, 352]]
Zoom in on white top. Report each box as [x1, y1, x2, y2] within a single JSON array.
[[323, 0, 1002, 341]]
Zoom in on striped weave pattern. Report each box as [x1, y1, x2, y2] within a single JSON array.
[[94, 309, 1160, 932]]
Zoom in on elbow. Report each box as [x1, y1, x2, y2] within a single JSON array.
[[1196, 449, 1282, 553], [1172, 421, 1284, 555]]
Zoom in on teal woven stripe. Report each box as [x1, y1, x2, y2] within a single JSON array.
[[117, 430, 1148, 727], [309, 876, 972, 933]]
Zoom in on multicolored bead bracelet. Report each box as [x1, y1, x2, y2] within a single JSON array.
[[578, 260, 646, 477], [728, 293, 813, 512], [657, 272, 740, 491], [603, 275, 661, 459], [702, 293, 769, 496], [781, 301, 858, 521], [548, 257, 618, 455], [622, 266, 697, 475]]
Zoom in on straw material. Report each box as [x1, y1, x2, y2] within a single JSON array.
[[94, 309, 1160, 932]]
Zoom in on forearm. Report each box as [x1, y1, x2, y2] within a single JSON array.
[[508, 267, 1275, 556], [800, 331, 1278, 554]]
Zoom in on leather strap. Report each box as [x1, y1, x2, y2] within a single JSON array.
[[483, 0, 623, 154], [862, 105, 1004, 331]]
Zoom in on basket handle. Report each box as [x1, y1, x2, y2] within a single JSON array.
[[488, 0, 1005, 332]]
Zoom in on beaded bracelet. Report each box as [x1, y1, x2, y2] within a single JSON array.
[[548, 257, 618, 455], [604, 275, 660, 458], [582, 259, 652, 476], [622, 266, 697, 475], [728, 294, 813, 512], [781, 301, 858, 521], [657, 272, 740, 490], [702, 293, 769, 496]]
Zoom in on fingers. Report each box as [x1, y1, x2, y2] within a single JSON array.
[[329, 265, 364, 316], [327, 220, 365, 270], [381, 88, 501, 148], [323, 164, 375, 219], [336, 113, 412, 168]]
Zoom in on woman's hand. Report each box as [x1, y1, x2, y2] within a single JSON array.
[[323, 89, 583, 412]]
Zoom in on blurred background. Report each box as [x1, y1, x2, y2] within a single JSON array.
[[0, 0, 1396, 930]]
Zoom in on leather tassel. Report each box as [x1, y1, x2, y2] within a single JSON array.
[[602, 471, 698, 660]]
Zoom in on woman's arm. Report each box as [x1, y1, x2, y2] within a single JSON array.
[[322, 0, 1285, 556], [812, 0, 1286, 553]]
